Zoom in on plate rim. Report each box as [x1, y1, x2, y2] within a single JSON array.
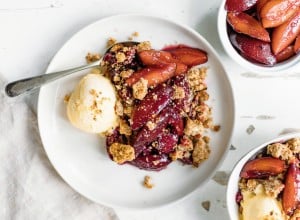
[[37, 13, 236, 210]]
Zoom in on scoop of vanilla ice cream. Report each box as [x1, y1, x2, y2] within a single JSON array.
[[241, 184, 285, 220], [67, 73, 117, 133]]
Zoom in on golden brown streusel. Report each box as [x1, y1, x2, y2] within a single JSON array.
[[116, 52, 126, 63], [187, 67, 207, 92], [177, 135, 193, 151], [173, 85, 185, 99], [109, 143, 135, 164], [120, 69, 134, 79], [261, 177, 284, 198], [137, 41, 151, 52], [123, 105, 133, 117], [85, 52, 101, 64], [119, 119, 132, 136], [64, 94, 70, 103], [132, 78, 148, 100], [107, 37, 117, 47], [115, 100, 124, 116], [146, 121, 156, 131], [212, 125, 221, 132], [184, 118, 204, 136], [287, 138, 300, 154], [192, 137, 210, 167], [267, 143, 295, 162], [128, 31, 139, 40], [143, 176, 154, 189]]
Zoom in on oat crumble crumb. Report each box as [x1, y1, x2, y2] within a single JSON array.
[[120, 69, 134, 79], [132, 31, 139, 37], [132, 78, 148, 100], [109, 143, 135, 164], [173, 85, 185, 99], [184, 118, 204, 136], [64, 94, 70, 103], [287, 138, 300, 154], [107, 37, 117, 47], [123, 105, 133, 117], [143, 176, 154, 189], [137, 41, 152, 52], [146, 121, 156, 130], [85, 52, 101, 64], [262, 177, 284, 198], [267, 143, 294, 161], [116, 52, 126, 63], [213, 125, 221, 132], [119, 119, 132, 136], [115, 100, 124, 116], [192, 137, 210, 167]]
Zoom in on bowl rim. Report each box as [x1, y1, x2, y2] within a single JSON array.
[[217, 0, 300, 74], [226, 132, 300, 220]]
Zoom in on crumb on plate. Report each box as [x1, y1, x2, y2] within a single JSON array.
[[143, 175, 154, 189]]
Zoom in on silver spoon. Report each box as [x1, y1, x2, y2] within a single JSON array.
[[5, 41, 139, 97]]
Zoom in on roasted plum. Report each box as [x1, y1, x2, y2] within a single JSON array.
[[225, 0, 300, 66], [230, 33, 276, 65]]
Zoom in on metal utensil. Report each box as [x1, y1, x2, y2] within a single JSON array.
[[5, 41, 138, 97]]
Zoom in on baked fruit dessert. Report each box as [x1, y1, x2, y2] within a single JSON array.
[[236, 138, 300, 219], [225, 0, 300, 66], [102, 41, 218, 171]]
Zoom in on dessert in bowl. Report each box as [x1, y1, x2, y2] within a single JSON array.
[[227, 132, 300, 220], [218, 0, 300, 73]]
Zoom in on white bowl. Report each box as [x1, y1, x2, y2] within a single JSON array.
[[217, 0, 300, 73], [226, 132, 300, 220]]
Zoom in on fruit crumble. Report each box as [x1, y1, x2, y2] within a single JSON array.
[[102, 41, 218, 171], [236, 138, 300, 220]]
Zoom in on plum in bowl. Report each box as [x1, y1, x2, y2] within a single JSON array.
[[227, 132, 300, 220], [218, 0, 300, 73]]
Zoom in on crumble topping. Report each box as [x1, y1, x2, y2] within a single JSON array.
[[64, 94, 70, 103], [115, 100, 124, 116], [132, 78, 148, 100], [267, 143, 295, 162], [137, 41, 151, 52], [116, 52, 126, 63], [120, 69, 134, 79], [85, 52, 101, 63], [143, 175, 154, 189], [119, 119, 132, 136], [146, 121, 156, 131], [173, 85, 185, 99], [128, 31, 139, 40], [192, 137, 210, 166], [123, 105, 133, 117], [187, 67, 207, 92], [184, 118, 204, 136], [107, 37, 117, 47], [109, 143, 135, 164], [239, 178, 284, 199], [287, 138, 300, 154]]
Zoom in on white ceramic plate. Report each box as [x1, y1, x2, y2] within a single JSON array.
[[38, 14, 235, 210]]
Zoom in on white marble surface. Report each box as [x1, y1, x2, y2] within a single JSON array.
[[1, 0, 300, 219]]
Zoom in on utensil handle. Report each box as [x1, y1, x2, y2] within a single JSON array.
[[5, 61, 99, 97]]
